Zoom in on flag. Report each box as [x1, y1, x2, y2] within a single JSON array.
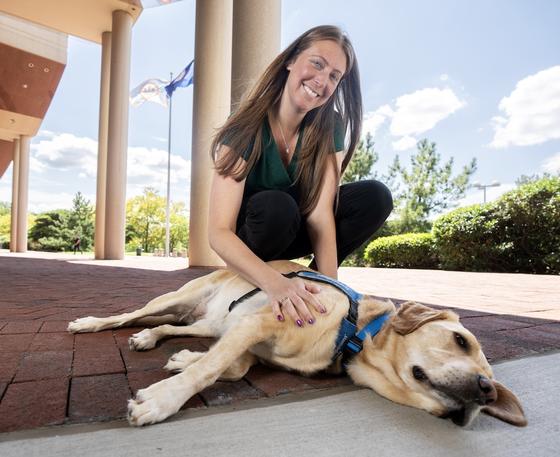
[[165, 60, 194, 97], [142, 0, 183, 8], [129, 78, 169, 107]]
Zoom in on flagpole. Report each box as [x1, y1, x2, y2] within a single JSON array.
[[165, 72, 172, 257]]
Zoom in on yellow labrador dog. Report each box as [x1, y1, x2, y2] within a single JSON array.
[[68, 261, 526, 428]]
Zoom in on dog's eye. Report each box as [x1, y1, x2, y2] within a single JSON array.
[[412, 365, 427, 381], [454, 332, 468, 350]]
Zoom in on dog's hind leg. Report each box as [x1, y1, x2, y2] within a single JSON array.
[[164, 350, 205, 373], [68, 273, 220, 334], [217, 351, 257, 381], [128, 315, 273, 426], [129, 320, 216, 351]]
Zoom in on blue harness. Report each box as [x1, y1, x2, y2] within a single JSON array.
[[228, 270, 390, 365]]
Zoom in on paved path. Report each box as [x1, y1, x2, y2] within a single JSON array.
[[0, 250, 559, 435], [1, 353, 559, 456], [339, 267, 560, 320]]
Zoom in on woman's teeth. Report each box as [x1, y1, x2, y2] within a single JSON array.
[[303, 84, 319, 98]]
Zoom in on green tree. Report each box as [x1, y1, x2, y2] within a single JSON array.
[[67, 192, 94, 250], [386, 139, 477, 233], [515, 172, 557, 186], [0, 201, 10, 216], [340, 133, 384, 266], [342, 133, 378, 184], [169, 201, 189, 253], [28, 210, 72, 251], [0, 202, 10, 247], [126, 187, 166, 252]]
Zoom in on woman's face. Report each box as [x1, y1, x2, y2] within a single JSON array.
[[285, 39, 347, 114]]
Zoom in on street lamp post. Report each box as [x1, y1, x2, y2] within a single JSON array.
[[473, 181, 500, 203]]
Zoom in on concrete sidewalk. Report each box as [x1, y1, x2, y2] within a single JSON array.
[[1, 352, 558, 456]]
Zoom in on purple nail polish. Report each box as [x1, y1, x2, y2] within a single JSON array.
[[296, 319, 303, 327], [308, 318, 314, 325], [320, 307, 327, 313], [277, 315, 284, 321]]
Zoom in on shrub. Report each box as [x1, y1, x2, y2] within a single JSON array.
[[364, 233, 438, 269], [342, 220, 401, 267], [433, 176, 560, 273], [432, 204, 503, 271]]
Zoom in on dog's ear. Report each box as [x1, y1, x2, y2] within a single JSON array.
[[391, 302, 458, 335], [482, 380, 527, 427]]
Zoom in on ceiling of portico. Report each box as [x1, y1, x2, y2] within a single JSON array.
[[0, 0, 143, 44]]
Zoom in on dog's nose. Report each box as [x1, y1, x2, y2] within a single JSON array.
[[477, 375, 497, 404]]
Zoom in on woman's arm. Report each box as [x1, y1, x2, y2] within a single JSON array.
[[208, 146, 325, 325], [305, 151, 345, 279]]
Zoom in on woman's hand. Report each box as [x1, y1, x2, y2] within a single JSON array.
[[264, 274, 327, 326]]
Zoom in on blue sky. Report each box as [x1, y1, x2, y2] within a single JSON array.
[[1, 0, 559, 213]]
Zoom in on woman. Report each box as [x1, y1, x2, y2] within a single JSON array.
[[209, 25, 393, 326]]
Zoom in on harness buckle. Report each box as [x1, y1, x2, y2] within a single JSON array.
[[345, 334, 363, 354]]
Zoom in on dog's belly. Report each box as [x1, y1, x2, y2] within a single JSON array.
[[249, 327, 339, 375]]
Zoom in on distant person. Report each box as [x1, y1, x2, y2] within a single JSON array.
[[73, 236, 83, 254], [208, 25, 393, 326]]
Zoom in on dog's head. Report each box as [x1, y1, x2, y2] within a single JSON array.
[[350, 301, 527, 427]]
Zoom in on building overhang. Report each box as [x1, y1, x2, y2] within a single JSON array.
[[0, 0, 142, 44]]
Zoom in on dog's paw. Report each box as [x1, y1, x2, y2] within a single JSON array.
[[129, 329, 158, 351], [127, 379, 185, 426], [164, 349, 204, 373], [67, 316, 103, 334]]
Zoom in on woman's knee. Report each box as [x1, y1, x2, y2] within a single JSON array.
[[239, 191, 302, 259], [367, 180, 393, 217], [339, 180, 393, 219]]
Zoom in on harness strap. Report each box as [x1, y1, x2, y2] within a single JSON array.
[[227, 270, 389, 367], [228, 271, 299, 312]]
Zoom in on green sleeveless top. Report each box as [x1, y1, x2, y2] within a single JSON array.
[[240, 115, 345, 199]]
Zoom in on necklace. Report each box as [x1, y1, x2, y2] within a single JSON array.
[[277, 119, 291, 155]]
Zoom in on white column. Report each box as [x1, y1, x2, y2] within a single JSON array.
[[104, 10, 132, 260], [9, 139, 20, 252], [189, 0, 233, 266], [231, 0, 281, 108], [16, 136, 30, 252], [94, 31, 112, 260]]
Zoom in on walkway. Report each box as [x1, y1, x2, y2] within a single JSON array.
[[0, 250, 559, 435]]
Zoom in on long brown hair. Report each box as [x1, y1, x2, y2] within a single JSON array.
[[211, 25, 362, 215]]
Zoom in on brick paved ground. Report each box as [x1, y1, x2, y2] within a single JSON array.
[[0, 251, 559, 434]]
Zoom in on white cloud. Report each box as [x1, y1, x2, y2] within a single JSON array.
[[542, 152, 560, 173], [127, 146, 190, 185], [390, 87, 465, 137], [392, 136, 417, 151], [4, 131, 192, 212], [362, 104, 393, 137], [363, 87, 465, 151], [29, 191, 80, 213], [490, 65, 560, 148], [32, 133, 98, 177]]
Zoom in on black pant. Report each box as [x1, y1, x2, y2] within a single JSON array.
[[236, 180, 393, 266]]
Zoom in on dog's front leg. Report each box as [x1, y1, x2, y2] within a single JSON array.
[[165, 349, 257, 381], [128, 315, 272, 426]]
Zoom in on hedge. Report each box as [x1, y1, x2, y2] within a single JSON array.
[[364, 232, 438, 269], [433, 176, 560, 274]]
